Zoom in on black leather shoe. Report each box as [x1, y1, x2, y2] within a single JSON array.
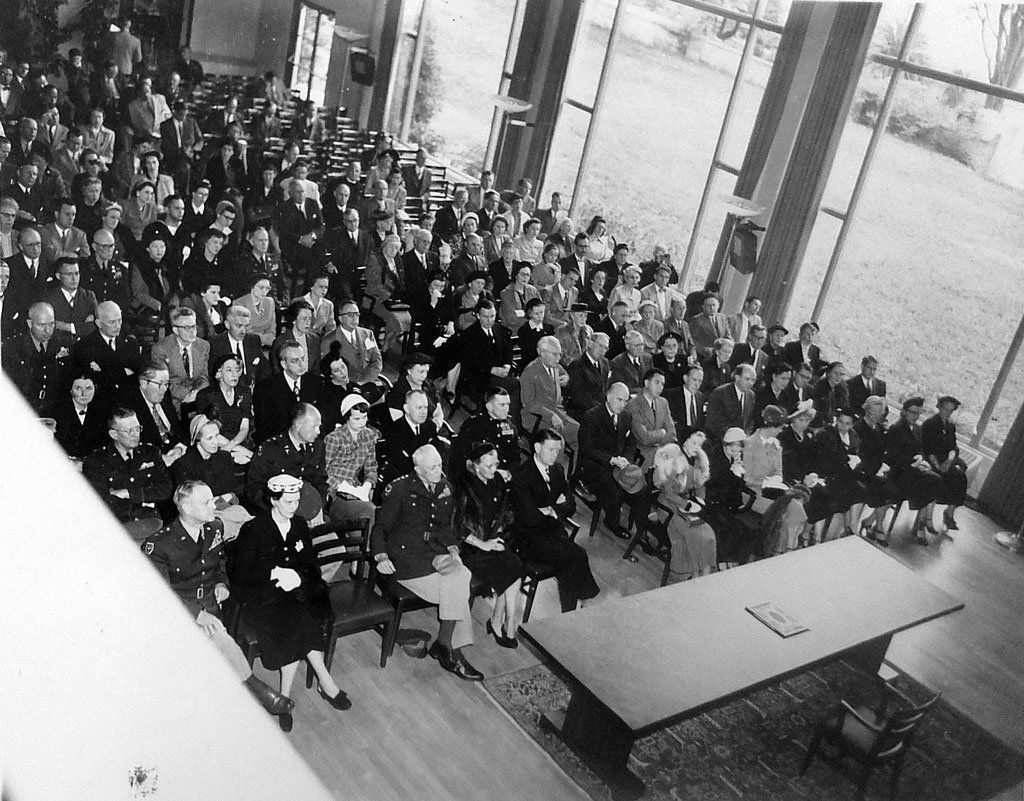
[[451, 656, 484, 682], [278, 712, 293, 733], [318, 685, 353, 711], [427, 641, 459, 671], [944, 516, 959, 531], [244, 674, 295, 716], [487, 619, 518, 649]]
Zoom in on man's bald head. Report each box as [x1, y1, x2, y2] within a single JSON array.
[[27, 302, 55, 343]]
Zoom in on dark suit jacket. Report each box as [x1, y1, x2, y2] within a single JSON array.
[[558, 255, 596, 288], [753, 383, 787, 426], [6, 252, 51, 314], [402, 164, 433, 200], [704, 382, 755, 440], [783, 341, 823, 374], [316, 226, 370, 299], [207, 332, 268, 387], [664, 386, 705, 437], [276, 199, 324, 262], [578, 403, 632, 472], [487, 257, 527, 297], [44, 285, 98, 339], [460, 322, 514, 396], [846, 374, 887, 412], [608, 352, 652, 393], [401, 248, 438, 299], [594, 318, 629, 360], [381, 417, 444, 486], [117, 384, 188, 452], [2, 331, 74, 412], [566, 354, 610, 418], [9, 138, 51, 166], [253, 372, 323, 443], [729, 343, 770, 380], [510, 458, 575, 545], [433, 202, 465, 241], [72, 329, 144, 395], [159, 115, 204, 161]]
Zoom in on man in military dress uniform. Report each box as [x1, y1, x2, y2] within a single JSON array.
[[82, 407, 174, 541], [245, 403, 329, 517], [2, 302, 74, 414], [142, 480, 295, 718], [372, 445, 483, 682], [452, 386, 519, 484]]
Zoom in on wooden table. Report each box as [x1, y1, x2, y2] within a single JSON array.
[[520, 537, 963, 798]]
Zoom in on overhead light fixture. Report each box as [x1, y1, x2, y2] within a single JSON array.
[[490, 94, 532, 113]]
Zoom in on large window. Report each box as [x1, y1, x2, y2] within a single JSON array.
[[290, 3, 336, 107], [791, 3, 1024, 450]]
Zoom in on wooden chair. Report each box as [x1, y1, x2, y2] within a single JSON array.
[[800, 683, 941, 800], [304, 518, 397, 684], [621, 485, 673, 585], [520, 517, 582, 623]]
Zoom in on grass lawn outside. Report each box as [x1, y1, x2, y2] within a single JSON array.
[[425, 1, 1024, 448]]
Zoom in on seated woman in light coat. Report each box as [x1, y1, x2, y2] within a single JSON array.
[[742, 404, 787, 513]]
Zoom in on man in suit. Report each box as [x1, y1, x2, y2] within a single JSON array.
[[846, 355, 887, 411], [465, 170, 494, 212], [127, 78, 171, 145], [2, 301, 74, 413], [449, 232, 487, 290], [103, 18, 143, 83], [559, 233, 596, 288], [317, 207, 370, 302], [486, 239, 527, 297], [459, 301, 520, 407], [779, 362, 813, 414], [6, 226, 48, 316], [554, 302, 591, 368], [39, 199, 90, 275], [151, 307, 210, 412], [208, 305, 267, 391], [44, 256, 97, 339], [357, 179, 396, 232], [380, 389, 448, 489], [202, 95, 241, 137], [118, 363, 189, 454], [577, 382, 635, 537], [501, 194, 530, 238], [727, 296, 763, 344], [160, 101, 204, 193], [474, 190, 501, 235], [320, 299, 384, 395], [48, 128, 83, 188], [0, 261, 23, 340], [511, 429, 600, 613], [253, 339, 323, 444], [0, 65, 24, 121], [5, 161, 46, 223], [609, 330, 653, 394], [271, 300, 321, 377], [276, 179, 324, 293], [82, 108, 116, 166], [701, 337, 735, 395], [402, 148, 433, 206], [245, 403, 330, 512], [783, 322, 824, 376], [36, 107, 69, 153], [535, 191, 564, 237], [595, 300, 630, 360], [9, 118, 50, 165], [729, 324, 770, 383], [753, 362, 793, 426], [566, 332, 611, 419], [433, 187, 469, 242], [639, 263, 683, 323], [542, 267, 579, 330], [72, 300, 143, 395], [705, 363, 757, 441], [520, 335, 579, 447], [627, 368, 677, 466], [664, 363, 705, 438], [689, 293, 732, 359], [402, 227, 439, 300]]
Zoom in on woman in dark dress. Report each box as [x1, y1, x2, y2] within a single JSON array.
[[778, 400, 832, 537], [319, 345, 359, 433], [455, 442, 524, 648], [195, 354, 253, 451], [49, 370, 109, 460], [652, 331, 689, 391], [386, 352, 445, 428], [578, 268, 608, 328], [812, 407, 867, 537], [413, 270, 460, 393], [228, 475, 351, 732], [854, 394, 900, 544], [704, 428, 761, 564]]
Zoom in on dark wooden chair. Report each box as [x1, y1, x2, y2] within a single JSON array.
[[519, 517, 582, 623], [800, 682, 941, 800], [304, 518, 396, 684], [622, 489, 674, 586]]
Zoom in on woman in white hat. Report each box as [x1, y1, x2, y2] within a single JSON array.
[[778, 400, 832, 543], [229, 474, 351, 732], [704, 426, 761, 565], [324, 394, 380, 528]]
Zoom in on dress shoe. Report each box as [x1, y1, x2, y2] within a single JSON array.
[[607, 521, 630, 540], [427, 641, 459, 671], [451, 655, 485, 682], [278, 712, 294, 733], [875, 537, 889, 548], [318, 684, 353, 711], [944, 515, 959, 531], [244, 674, 295, 716], [860, 521, 877, 541], [487, 619, 518, 649]]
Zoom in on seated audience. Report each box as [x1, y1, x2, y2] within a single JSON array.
[[727, 295, 763, 343], [778, 400, 832, 537], [3, 301, 73, 414], [812, 406, 866, 537], [553, 300, 591, 368], [705, 363, 756, 441], [498, 262, 539, 334], [855, 394, 900, 545], [811, 361, 849, 427], [520, 335, 578, 447], [704, 427, 761, 565], [689, 293, 731, 359], [846, 354, 887, 411], [783, 322, 824, 376], [576, 382, 635, 538], [381, 389, 448, 489], [320, 300, 385, 403], [632, 300, 664, 355], [922, 395, 968, 533], [884, 396, 941, 544], [458, 301, 519, 407], [628, 368, 676, 466], [271, 300, 321, 377], [453, 387, 520, 483], [609, 329, 653, 393], [700, 337, 735, 395], [652, 331, 687, 390], [151, 306, 209, 411], [234, 273, 278, 349], [664, 363, 705, 438], [117, 363, 188, 456]]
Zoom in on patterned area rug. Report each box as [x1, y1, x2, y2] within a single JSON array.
[[483, 660, 1023, 801]]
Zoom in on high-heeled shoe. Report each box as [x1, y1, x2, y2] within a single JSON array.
[[924, 522, 940, 536], [278, 712, 293, 732], [486, 619, 518, 649], [318, 684, 353, 711], [913, 524, 930, 546]]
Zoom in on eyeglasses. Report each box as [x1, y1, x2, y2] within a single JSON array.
[[145, 379, 171, 389], [340, 311, 359, 317], [173, 324, 198, 332], [85, 159, 100, 166], [112, 425, 143, 435], [93, 242, 114, 249]]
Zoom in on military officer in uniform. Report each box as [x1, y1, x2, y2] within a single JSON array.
[[245, 402, 329, 517], [142, 479, 295, 718], [372, 445, 484, 682], [452, 386, 519, 485], [82, 407, 174, 541], [2, 301, 74, 414]]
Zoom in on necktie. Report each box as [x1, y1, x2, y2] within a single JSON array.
[[108, 337, 116, 351], [689, 394, 697, 425], [152, 402, 169, 442], [29, 260, 36, 279], [182, 347, 190, 377], [125, 450, 133, 462], [650, 399, 656, 417], [235, 340, 245, 374], [38, 341, 46, 355], [549, 366, 558, 388], [299, 203, 306, 219], [292, 379, 301, 400], [414, 424, 420, 436], [68, 292, 75, 309], [612, 413, 618, 429]]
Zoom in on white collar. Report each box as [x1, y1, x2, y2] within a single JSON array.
[[533, 455, 550, 477]]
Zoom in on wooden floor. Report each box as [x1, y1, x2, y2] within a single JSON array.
[[259, 490, 1024, 801]]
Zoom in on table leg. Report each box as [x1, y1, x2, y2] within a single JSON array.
[[846, 633, 892, 675], [540, 686, 645, 800]]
